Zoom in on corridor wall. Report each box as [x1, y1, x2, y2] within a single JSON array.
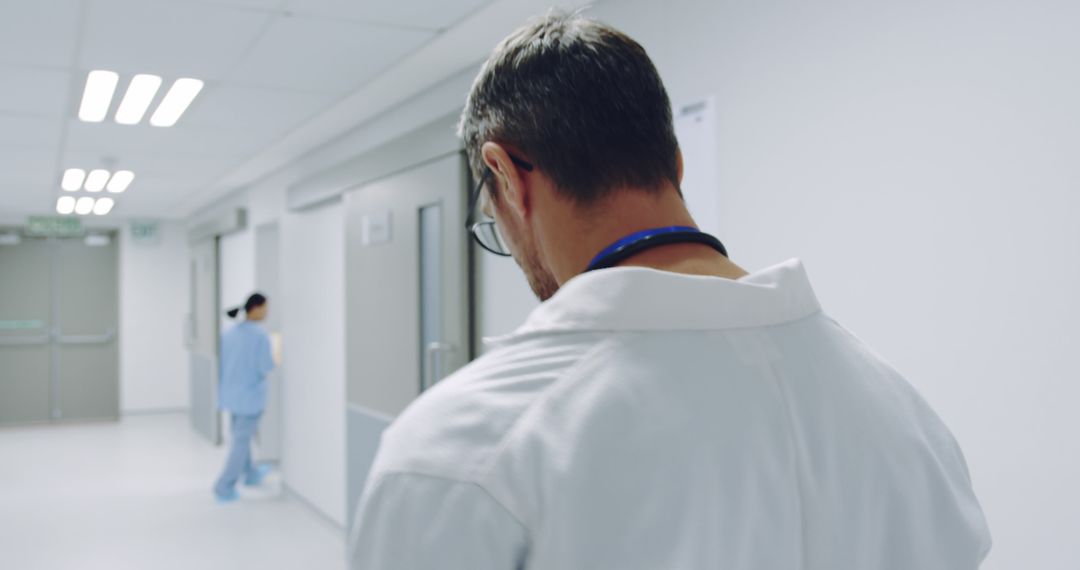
[[586, 1, 1080, 568]]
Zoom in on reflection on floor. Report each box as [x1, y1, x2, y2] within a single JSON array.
[[0, 413, 344, 570]]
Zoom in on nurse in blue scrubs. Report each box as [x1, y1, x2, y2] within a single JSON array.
[[213, 292, 277, 503]]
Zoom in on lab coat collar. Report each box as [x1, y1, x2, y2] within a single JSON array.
[[490, 258, 822, 344]]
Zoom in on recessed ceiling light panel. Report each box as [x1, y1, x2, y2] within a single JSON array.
[[85, 169, 111, 192], [61, 168, 86, 192], [150, 78, 204, 127], [57, 196, 77, 215], [115, 74, 163, 125], [78, 70, 119, 122], [93, 197, 115, 216], [75, 197, 95, 215], [106, 170, 135, 193]]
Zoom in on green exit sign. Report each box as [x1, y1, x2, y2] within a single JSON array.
[[27, 216, 83, 237], [129, 220, 159, 244]]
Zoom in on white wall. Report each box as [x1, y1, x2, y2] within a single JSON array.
[[119, 221, 190, 412], [281, 200, 346, 525], [219, 229, 256, 329], [582, 1, 1077, 568]]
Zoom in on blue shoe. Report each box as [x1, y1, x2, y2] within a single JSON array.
[[244, 464, 273, 487], [215, 488, 239, 504]]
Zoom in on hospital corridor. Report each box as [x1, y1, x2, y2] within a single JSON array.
[[1, 1, 1078, 569]]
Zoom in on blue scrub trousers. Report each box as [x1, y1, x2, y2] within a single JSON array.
[[214, 413, 261, 496]]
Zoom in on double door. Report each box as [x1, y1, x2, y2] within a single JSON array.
[[0, 233, 119, 425]]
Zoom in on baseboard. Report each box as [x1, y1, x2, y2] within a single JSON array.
[[122, 407, 189, 416], [283, 482, 347, 534]]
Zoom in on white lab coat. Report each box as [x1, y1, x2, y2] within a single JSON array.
[[349, 259, 991, 569]]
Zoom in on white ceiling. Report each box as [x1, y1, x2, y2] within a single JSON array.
[[0, 0, 494, 219]]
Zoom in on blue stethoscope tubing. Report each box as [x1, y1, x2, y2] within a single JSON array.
[[586, 226, 729, 272]]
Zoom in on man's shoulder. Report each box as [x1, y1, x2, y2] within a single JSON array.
[[370, 334, 600, 483]]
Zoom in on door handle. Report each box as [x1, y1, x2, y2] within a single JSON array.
[[423, 342, 455, 392], [0, 335, 50, 346], [183, 314, 195, 349], [56, 327, 116, 345]]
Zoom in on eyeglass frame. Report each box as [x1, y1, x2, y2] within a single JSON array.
[[464, 153, 534, 257]]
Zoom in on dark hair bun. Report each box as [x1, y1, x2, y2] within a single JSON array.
[[245, 293, 267, 313], [226, 307, 241, 319]]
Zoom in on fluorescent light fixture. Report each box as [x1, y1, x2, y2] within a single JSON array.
[[85, 169, 110, 192], [57, 196, 77, 215], [115, 74, 163, 125], [61, 168, 86, 191], [92, 197, 115, 216], [106, 170, 134, 193], [75, 197, 95, 215], [78, 70, 119, 122], [150, 78, 204, 127]]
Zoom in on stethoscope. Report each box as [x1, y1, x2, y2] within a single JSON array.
[[586, 226, 729, 272]]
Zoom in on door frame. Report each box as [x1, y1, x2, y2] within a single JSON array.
[[186, 208, 246, 445], [253, 221, 283, 463]]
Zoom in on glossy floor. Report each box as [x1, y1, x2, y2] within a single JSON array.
[[0, 413, 344, 570]]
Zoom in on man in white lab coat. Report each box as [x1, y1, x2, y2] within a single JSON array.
[[349, 11, 991, 569]]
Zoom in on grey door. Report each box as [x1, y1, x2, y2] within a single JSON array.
[[54, 236, 119, 421], [0, 232, 119, 426], [189, 238, 221, 444], [0, 235, 53, 425], [343, 152, 471, 526], [254, 222, 282, 463]]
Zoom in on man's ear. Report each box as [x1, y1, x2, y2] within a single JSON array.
[[481, 142, 530, 220]]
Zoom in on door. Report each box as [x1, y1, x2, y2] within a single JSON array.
[[343, 152, 471, 525], [254, 222, 282, 463], [0, 234, 53, 425], [0, 231, 119, 425], [189, 238, 221, 444], [54, 236, 119, 421]]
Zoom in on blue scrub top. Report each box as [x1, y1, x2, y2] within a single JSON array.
[[219, 321, 275, 415]]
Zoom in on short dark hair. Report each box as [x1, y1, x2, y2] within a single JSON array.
[[459, 11, 680, 205]]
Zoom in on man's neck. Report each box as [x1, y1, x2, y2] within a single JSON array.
[[613, 242, 749, 280], [544, 186, 749, 283]]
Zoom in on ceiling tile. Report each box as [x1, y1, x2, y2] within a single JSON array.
[[64, 119, 271, 160], [107, 179, 187, 207], [0, 115, 64, 148], [80, 0, 274, 80], [110, 199, 187, 219], [228, 15, 434, 94], [107, 172, 225, 217], [0, 182, 54, 215], [0, 1, 81, 67], [197, 0, 290, 11], [124, 174, 200, 193], [0, 66, 74, 117], [0, 146, 57, 188], [181, 84, 336, 135], [61, 149, 235, 183], [287, 0, 493, 31]]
